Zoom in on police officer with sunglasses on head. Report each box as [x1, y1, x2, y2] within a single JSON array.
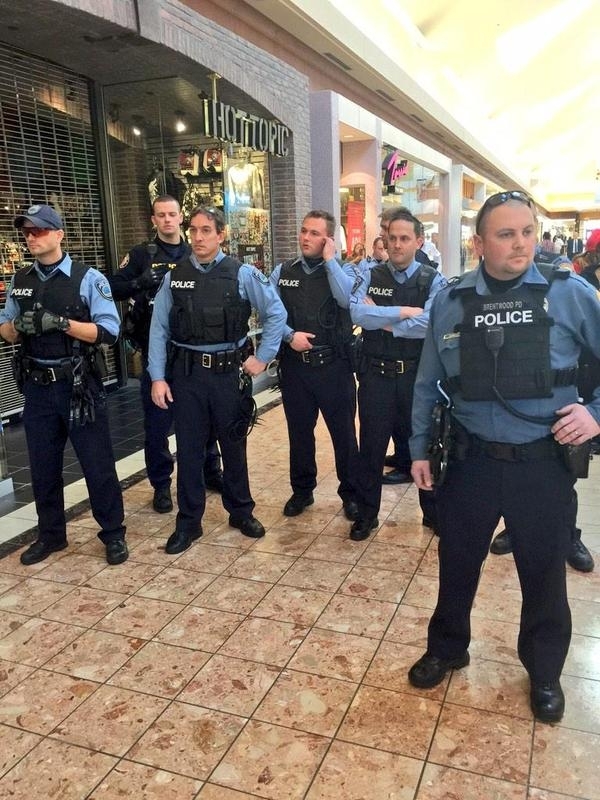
[[407, 190, 600, 724]]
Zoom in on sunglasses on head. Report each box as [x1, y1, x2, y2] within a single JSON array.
[[475, 191, 534, 234], [21, 226, 53, 238]]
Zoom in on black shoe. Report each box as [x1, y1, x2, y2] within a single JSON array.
[[105, 538, 129, 565], [204, 472, 224, 494], [349, 517, 378, 541], [153, 486, 173, 514], [283, 492, 314, 517], [384, 455, 399, 468], [490, 529, 513, 556], [343, 500, 359, 521], [165, 526, 203, 555], [530, 681, 564, 723], [20, 539, 68, 566], [382, 469, 412, 485], [229, 515, 265, 539], [408, 652, 470, 689], [567, 538, 594, 572]]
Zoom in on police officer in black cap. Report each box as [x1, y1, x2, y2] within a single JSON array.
[[148, 206, 286, 553], [109, 195, 223, 514], [0, 204, 128, 566]]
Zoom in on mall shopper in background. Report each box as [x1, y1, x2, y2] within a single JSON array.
[[0, 204, 128, 566], [271, 210, 360, 522], [407, 191, 600, 723], [149, 206, 286, 554], [348, 206, 446, 541], [109, 195, 223, 515]]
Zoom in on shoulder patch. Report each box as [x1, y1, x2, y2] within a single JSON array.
[[119, 254, 129, 269], [252, 268, 269, 284], [95, 277, 113, 300]]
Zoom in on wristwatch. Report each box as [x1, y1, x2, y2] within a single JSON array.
[[284, 330, 295, 344]]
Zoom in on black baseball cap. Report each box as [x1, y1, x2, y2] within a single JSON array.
[[14, 204, 64, 230]]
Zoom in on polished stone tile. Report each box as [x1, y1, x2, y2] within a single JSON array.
[[384, 603, 430, 647], [0, 548, 67, 577], [0, 737, 116, 797], [357, 541, 425, 573], [0, 577, 73, 616], [135, 567, 215, 603], [156, 605, 244, 651], [559, 673, 600, 734], [315, 593, 397, 638], [254, 668, 357, 736], [210, 719, 330, 800], [470, 617, 521, 665], [0, 668, 98, 734], [338, 564, 411, 603], [0, 660, 34, 699], [192, 575, 272, 614], [338, 685, 440, 759], [253, 528, 318, 556], [109, 641, 208, 699], [288, 627, 379, 682], [430, 704, 533, 783], [178, 653, 280, 715], [0, 573, 22, 595], [53, 684, 168, 757], [531, 724, 600, 799], [446, 658, 531, 719], [364, 640, 449, 701], [0, 722, 41, 779], [306, 739, 423, 800], [225, 549, 296, 582], [417, 764, 527, 799], [85, 561, 164, 595], [278, 557, 352, 592], [220, 616, 308, 667], [570, 597, 600, 638], [302, 535, 369, 565], [251, 584, 332, 626], [126, 701, 245, 780], [94, 595, 185, 639], [35, 553, 108, 585], [401, 574, 439, 609], [44, 629, 144, 681], [40, 586, 125, 626], [197, 786, 258, 799], [172, 543, 245, 574], [0, 609, 29, 639], [0, 618, 84, 667], [89, 759, 202, 799], [563, 632, 600, 680]]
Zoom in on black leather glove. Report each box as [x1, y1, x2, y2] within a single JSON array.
[[133, 266, 168, 291], [13, 303, 70, 336]]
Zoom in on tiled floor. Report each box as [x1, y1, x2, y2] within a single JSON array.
[[0, 402, 599, 799]]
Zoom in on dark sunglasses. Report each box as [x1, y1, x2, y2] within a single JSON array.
[[475, 191, 534, 234], [21, 226, 53, 238]]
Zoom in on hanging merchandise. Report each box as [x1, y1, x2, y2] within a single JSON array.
[[226, 156, 265, 209]]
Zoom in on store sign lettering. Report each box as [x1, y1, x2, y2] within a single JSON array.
[[202, 99, 289, 156]]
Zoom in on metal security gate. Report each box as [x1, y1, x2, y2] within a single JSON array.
[[0, 43, 117, 421]]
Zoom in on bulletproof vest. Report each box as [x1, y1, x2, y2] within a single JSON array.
[[453, 265, 569, 400], [361, 263, 437, 360], [12, 261, 91, 360], [168, 256, 250, 346], [278, 259, 353, 347]]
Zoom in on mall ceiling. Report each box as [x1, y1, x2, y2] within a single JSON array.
[[248, 0, 600, 214]]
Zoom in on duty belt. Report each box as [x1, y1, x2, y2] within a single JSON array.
[[367, 357, 418, 377], [288, 345, 336, 367], [23, 358, 72, 385], [187, 345, 250, 373], [462, 431, 559, 463]]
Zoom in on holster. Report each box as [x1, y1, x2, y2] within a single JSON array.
[[559, 441, 591, 479], [11, 352, 26, 393], [427, 402, 453, 486]]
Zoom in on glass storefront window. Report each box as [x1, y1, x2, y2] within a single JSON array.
[[339, 185, 365, 260]]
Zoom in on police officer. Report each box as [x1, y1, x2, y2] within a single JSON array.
[[148, 206, 286, 553], [407, 191, 600, 724], [0, 204, 128, 566], [349, 208, 446, 541], [109, 195, 223, 515], [270, 210, 359, 520]]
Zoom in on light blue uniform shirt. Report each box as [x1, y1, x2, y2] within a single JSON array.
[[0, 254, 120, 339], [148, 249, 287, 381], [410, 263, 600, 460], [349, 259, 447, 339], [270, 255, 357, 340]]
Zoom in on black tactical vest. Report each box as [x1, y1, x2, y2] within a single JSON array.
[[361, 263, 437, 360], [168, 256, 250, 346], [11, 261, 91, 360], [278, 259, 352, 347], [453, 266, 569, 400]]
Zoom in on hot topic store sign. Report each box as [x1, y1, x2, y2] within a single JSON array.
[[202, 99, 290, 156]]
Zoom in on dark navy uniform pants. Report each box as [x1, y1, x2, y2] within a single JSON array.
[[22, 378, 125, 545], [141, 366, 221, 490], [356, 366, 436, 521], [279, 355, 358, 502], [170, 359, 254, 532], [430, 453, 574, 683]]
